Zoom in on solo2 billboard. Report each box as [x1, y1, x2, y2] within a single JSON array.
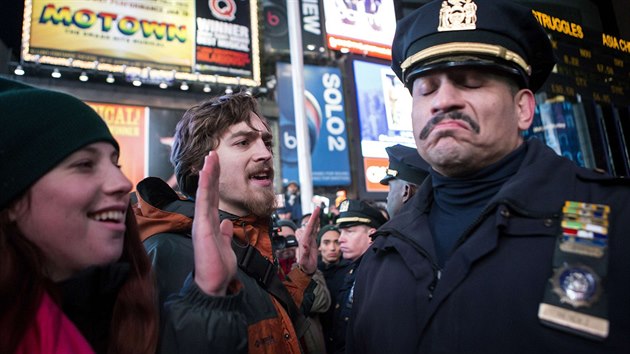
[[277, 62, 351, 186]]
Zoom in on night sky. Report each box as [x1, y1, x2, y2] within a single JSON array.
[[0, 1, 25, 57]]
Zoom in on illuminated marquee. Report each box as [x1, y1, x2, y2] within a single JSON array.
[[602, 34, 630, 54], [39, 5, 187, 42], [531, 9, 630, 55], [532, 10, 583, 39], [21, 0, 260, 87]]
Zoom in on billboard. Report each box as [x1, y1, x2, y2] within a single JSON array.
[[22, 0, 260, 86], [322, 0, 396, 60], [277, 62, 351, 186], [347, 56, 415, 194], [87, 102, 148, 188], [195, 0, 260, 83], [86, 103, 191, 190], [262, 0, 325, 55]]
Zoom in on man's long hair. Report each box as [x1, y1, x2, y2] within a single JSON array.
[[171, 91, 270, 198]]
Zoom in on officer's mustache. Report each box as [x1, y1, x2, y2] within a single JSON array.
[[418, 112, 481, 140]]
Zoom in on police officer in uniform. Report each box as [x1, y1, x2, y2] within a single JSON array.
[[331, 199, 387, 354], [380, 144, 430, 217], [348, 1, 630, 353]]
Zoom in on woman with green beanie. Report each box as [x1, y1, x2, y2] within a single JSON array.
[[0, 77, 158, 354]]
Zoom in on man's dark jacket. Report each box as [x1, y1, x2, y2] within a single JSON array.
[[318, 257, 351, 353], [348, 140, 630, 354], [133, 177, 316, 354]]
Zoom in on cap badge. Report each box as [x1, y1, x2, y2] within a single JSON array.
[[438, 0, 478, 32], [385, 168, 399, 177], [339, 200, 350, 212]]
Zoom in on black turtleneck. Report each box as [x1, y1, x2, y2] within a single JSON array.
[[429, 144, 527, 267]]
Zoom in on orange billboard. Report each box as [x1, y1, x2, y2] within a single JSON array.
[[87, 102, 148, 189], [363, 156, 389, 193]]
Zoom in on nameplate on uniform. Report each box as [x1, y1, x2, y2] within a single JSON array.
[[538, 303, 609, 338], [539, 201, 610, 340]]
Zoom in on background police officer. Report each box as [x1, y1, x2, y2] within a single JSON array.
[[380, 144, 430, 217], [332, 199, 386, 354]]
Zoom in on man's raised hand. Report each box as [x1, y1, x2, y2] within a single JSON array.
[[193, 151, 237, 296], [296, 206, 321, 275]]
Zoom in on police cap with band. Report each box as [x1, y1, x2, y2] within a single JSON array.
[[380, 144, 430, 186], [391, 0, 556, 92], [336, 199, 387, 230]]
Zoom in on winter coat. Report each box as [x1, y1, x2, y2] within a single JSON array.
[[318, 258, 351, 353], [133, 177, 317, 354], [348, 140, 630, 354], [332, 257, 362, 354], [15, 264, 129, 354], [14, 292, 94, 354]]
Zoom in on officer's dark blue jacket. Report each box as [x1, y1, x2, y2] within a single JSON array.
[[332, 257, 362, 354], [348, 139, 630, 354]]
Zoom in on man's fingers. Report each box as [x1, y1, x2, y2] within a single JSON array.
[[305, 206, 321, 237], [194, 151, 219, 220]]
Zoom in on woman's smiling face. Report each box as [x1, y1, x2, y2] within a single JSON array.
[[11, 142, 132, 281]]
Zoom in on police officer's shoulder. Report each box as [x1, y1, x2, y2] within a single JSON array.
[[576, 167, 630, 186]]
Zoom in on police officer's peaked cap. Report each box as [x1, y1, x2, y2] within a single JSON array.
[[380, 144, 430, 186], [391, 0, 556, 92], [336, 199, 387, 229]]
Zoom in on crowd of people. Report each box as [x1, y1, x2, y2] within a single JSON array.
[[2, 0, 629, 353]]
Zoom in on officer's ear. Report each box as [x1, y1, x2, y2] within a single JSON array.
[[367, 227, 377, 244], [515, 88, 536, 131], [402, 184, 411, 200]]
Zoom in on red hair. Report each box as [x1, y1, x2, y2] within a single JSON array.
[[0, 204, 158, 354]]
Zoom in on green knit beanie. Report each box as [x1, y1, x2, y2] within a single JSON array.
[[0, 77, 118, 208], [317, 224, 339, 246]]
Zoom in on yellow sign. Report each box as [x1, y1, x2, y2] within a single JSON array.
[[26, 0, 195, 70]]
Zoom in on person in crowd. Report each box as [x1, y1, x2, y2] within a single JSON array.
[[301, 209, 329, 234], [274, 219, 300, 275], [278, 220, 330, 354], [334, 190, 347, 211], [318, 225, 343, 268], [0, 77, 158, 354], [133, 91, 322, 353], [327, 204, 340, 225], [348, 1, 630, 353], [277, 181, 302, 225], [380, 144, 430, 217], [299, 213, 313, 229], [315, 224, 349, 354], [331, 199, 387, 354]]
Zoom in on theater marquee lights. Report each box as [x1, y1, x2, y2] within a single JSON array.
[[21, 0, 260, 87]]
